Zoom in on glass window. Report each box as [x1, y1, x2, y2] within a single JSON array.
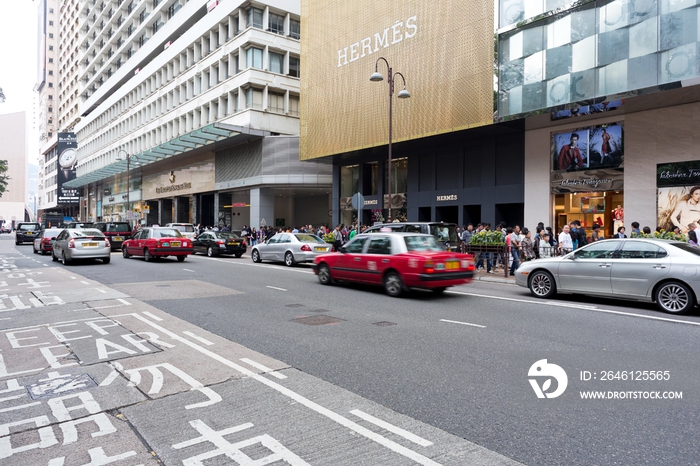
[[288, 56, 300, 77], [294, 234, 324, 243], [277, 234, 290, 243], [245, 88, 263, 110], [618, 241, 668, 259], [247, 7, 263, 29], [368, 162, 379, 195], [268, 91, 284, 114], [340, 165, 359, 197], [288, 94, 299, 116], [268, 13, 284, 34], [246, 47, 263, 69], [404, 236, 443, 252], [344, 236, 369, 253], [289, 19, 300, 39], [430, 225, 459, 243], [387, 157, 408, 193], [573, 241, 618, 259], [267, 236, 278, 244], [269, 52, 284, 74], [367, 237, 392, 255]]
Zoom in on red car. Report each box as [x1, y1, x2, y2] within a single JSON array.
[[33, 228, 60, 255], [121, 227, 193, 262], [313, 232, 475, 296]]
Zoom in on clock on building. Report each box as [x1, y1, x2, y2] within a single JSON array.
[[59, 148, 77, 178]]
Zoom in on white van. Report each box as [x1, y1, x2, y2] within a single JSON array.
[[165, 223, 196, 239]]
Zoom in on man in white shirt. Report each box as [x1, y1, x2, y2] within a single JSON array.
[[558, 225, 573, 253]]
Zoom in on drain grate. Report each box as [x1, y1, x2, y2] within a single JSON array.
[[291, 315, 346, 326], [372, 321, 397, 327], [286, 304, 305, 308]]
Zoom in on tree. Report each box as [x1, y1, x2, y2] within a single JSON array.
[[0, 160, 10, 197], [0, 87, 5, 103]]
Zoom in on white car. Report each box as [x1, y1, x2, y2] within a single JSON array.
[[165, 223, 196, 239], [51, 228, 111, 265], [251, 233, 331, 266]]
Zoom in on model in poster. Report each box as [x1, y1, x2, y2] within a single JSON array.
[[557, 133, 585, 170], [670, 186, 700, 233]]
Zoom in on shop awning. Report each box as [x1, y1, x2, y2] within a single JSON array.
[[64, 123, 270, 188]]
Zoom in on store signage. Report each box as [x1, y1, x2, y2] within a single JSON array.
[[437, 195, 458, 201], [230, 202, 247, 207], [657, 160, 700, 187], [156, 182, 192, 194], [337, 15, 417, 67], [550, 169, 623, 194], [364, 199, 378, 205]]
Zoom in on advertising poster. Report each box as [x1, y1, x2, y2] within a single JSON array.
[[57, 132, 79, 205], [657, 161, 700, 233], [588, 124, 623, 169], [552, 129, 589, 171]]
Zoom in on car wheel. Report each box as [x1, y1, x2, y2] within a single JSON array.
[[383, 271, 405, 297], [432, 287, 447, 294], [284, 251, 295, 267], [207, 247, 215, 257], [122, 248, 130, 259], [62, 251, 71, 265], [144, 249, 153, 262], [252, 249, 262, 263], [528, 270, 556, 299], [33, 245, 37, 254], [51, 250, 58, 262], [655, 281, 694, 314], [103, 257, 111, 264], [235, 253, 243, 258], [177, 255, 186, 262], [317, 263, 334, 285]]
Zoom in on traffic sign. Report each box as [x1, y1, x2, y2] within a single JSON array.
[[351, 192, 365, 210]]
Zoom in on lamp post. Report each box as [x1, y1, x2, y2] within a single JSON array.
[[370, 57, 410, 223], [116, 150, 137, 225]]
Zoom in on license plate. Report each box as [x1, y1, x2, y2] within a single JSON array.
[[171, 241, 181, 247], [445, 261, 460, 270], [114, 236, 123, 241], [84, 242, 98, 247], [228, 242, 239, 246], [26, 232, 33, 235], [315, 247, 327, 252]]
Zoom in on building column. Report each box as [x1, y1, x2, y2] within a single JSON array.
[[250, 188, 274, 231], [157, 199, 163, 226], [173, 197, 179, 223], [214, 192, 221, 227], [191, 194, 198, 225]]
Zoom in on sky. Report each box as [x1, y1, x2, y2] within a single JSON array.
[[0, 0, 39, 162]]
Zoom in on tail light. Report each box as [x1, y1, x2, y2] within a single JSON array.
[[68, 239, 76, 249], [105, 239, 110, 248], [300, 244, 312, 252], [216, 240, 225, 245], [241, 241, 246, 247], [424, 261, 435, 273]]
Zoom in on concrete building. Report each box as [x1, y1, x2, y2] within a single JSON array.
[[64, 0, 331, 230], [0, 112, 32, 226]]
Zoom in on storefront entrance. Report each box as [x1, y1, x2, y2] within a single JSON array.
[[554, 191, 623, 239]]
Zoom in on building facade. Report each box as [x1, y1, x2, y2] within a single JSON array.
[[65, 0, 331, 230], [0, 112, 32, 226]]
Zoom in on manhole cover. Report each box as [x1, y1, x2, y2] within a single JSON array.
[[372, 321, 397, 327], [291, 315, 346, 326], [286, 304, 305, 308]]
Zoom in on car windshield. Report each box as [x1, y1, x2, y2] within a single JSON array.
[[42, 230, 58, 238], [106, 223, 130, 232], [73, 229, 105, 238], [154, 229, 182, 238], [19, 224, 40, 231], [404, 235, 444, 252], [171, 225, 195, 233], [294, 233, 324, 243], [216, 232, 240, 239], [669, 242, 700, 257], [429, 225, 459, 242]]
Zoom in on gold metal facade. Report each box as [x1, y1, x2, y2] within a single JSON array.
[[300, 0, 494, 161]]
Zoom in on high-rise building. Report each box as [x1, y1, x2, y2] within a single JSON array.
[[0, 112, 32, 226], [63, 0, 330, 229]]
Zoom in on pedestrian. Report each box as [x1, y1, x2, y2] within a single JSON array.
[[631, 222, 641, 236], [507, 227, 521, 276], [558, 225, 573, 255], [521, 228, 535, 261], [251, 227, 258, 246], [332, 225, 342, 251], [615, 226, 627, 238], [688, 223, 698, 245], [590, 224, 602, 242], [538, 232, 553, 258]]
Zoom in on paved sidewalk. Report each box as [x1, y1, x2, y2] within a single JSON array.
[[471, 266, 518, 284]]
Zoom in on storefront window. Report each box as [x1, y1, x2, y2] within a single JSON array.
[[340, 165, 359, 197], [367, 162, 378, 195], [386, 157, 408, 194]]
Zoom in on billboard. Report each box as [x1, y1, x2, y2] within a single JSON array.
[[299, 0, 494, 160], [657, 161, 700, 233], [57, 132, 79, 205]]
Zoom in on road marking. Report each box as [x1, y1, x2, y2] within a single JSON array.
[[203, 256, 315, 274], [447, 290, 700, 327], [240, 358, 287, 379], [266, 286, 287, 292], [123, 312, 442, 466], [142, 311, 163, 321], [183, 331, 214, 345], [69, 276, 76, 280], [183, 268, 195, 272], [117, 298, 131, 306], [95, 288, 106, 293], [350, 409, 433, 447], [80, 281, 90, 285], [439, 319, 486, 328]]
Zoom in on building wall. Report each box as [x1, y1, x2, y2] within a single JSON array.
[[0, 112, 29, 223]]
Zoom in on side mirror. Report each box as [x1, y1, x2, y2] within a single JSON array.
[[338, 246, 346, 253], [51, 237, 56, 241]]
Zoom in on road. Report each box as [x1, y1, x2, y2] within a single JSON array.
[[1, 234, 699, 465]]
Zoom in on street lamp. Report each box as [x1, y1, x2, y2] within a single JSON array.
[[116, 150, 138, 225], [370, 57, 410, 223]]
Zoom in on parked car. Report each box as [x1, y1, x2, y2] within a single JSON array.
[[90, 222, 132, 250], [33, 228, 60, 255], [0, 224, 11, 234], [313, 232, 475, 296], [515, 238, 700, 314], [363, 222, 461, 252], [193, 230, 246, 257], [165, 223, 197, 239], [252, 232, 332, 266], [14, 222, 42, 245], [61, 222, 90, 229], [51, 228, 111, 264], [121, 227, 193, 262]]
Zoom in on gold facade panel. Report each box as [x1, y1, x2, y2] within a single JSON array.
[[300, 0, 494, 160]]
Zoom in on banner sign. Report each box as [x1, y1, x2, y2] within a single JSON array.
[[657, 161, 700, 232], [57, 132, 79, 205], [550, 169, 624, 194]]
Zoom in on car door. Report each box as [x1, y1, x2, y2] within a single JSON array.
[[610, 241, 671, 298], [260, 236, 278, 260], [194, 232, 210, 254], [53, 230, 66, 257], [276, 234, 292, 261], [359, 236, 394, 284], [132, 230, 148, 256], [557, 241, 619, 294], [332, 236, 370, 281]]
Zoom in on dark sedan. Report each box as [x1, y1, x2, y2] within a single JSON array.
[[193, 230, 246, 257]]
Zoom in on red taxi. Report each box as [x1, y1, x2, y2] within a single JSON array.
[[313, 232, 475, 296], [121, 227, 193, 262]]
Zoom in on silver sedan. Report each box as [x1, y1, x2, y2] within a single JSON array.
[[251, 233, 331, 266], [51, 228, 112, 265], [515, 238, 700, 314]]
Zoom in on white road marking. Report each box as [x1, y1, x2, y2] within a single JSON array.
[[240, 358, 287, 379], [117, 298, 131, 306], [95, 288, 106, 293], [142, 311, 163, 321], [183, 268, 195, 272], [350, 409, 433, 447], [80, 281, 90, 285], [122, 313, 442, 466], [447, 290, 700, 327], [266, 286, 287, 292], [439, 319, 486, 329], [69, 276, 76, 280], [183, 331, 214, 346], [204, 256, 315, 274]]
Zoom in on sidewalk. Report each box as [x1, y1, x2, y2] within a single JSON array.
[[472, 266, 518, 284]]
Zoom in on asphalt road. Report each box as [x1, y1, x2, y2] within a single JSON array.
[[11, 236, 700, 465]]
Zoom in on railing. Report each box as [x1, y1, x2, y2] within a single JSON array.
[[464, 244, 574, 278]]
